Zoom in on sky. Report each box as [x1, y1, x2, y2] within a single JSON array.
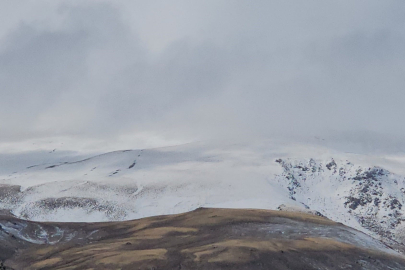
[[1, 0, 405, 152]]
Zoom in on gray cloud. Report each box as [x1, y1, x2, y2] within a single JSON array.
[[1, 1, 405, 150]]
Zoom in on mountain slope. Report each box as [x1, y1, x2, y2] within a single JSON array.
[[2, 140, 405, 253], [275, 157, 405, 252], [3, 208, 405, 270]]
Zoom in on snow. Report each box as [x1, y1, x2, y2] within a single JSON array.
[[3, 138, 405, 251], [0, 140, 298, 222]]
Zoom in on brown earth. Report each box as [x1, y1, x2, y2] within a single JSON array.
[[2, 208, 405, 270]]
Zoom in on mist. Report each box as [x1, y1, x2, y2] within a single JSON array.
[[1, 1, 405, 151]]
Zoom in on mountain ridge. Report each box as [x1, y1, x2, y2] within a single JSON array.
[[2, 208, 405, 270], [2, 141, 405, 253]]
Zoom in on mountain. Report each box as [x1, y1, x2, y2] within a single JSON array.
[[2, 139, 405, 253], [275, 157, 405, 253], [2, 208, 405, 270]]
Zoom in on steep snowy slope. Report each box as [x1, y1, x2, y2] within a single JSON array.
[[2, 140, 405, 251], [274, 158, 405, 251]]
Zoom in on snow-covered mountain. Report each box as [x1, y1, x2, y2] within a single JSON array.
[[2, 139, 405, 252], [275, 157, 405, 252]]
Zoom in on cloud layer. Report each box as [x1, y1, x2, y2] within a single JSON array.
[[1, 1, 405, 149]]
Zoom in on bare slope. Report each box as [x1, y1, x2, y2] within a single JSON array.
[[2, 208, 405, 270]]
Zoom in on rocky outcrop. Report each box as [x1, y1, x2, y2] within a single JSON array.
[[276, 158, 405, 252]]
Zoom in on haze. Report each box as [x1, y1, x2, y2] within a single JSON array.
[[1, 0, 405, 152]]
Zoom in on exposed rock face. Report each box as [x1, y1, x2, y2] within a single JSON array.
[[19, 197, 127, 221], [3, 208, 405, 270], [0, 185, 21, 210], [0, 181, 138, 221], [275, 158, 405, 252]]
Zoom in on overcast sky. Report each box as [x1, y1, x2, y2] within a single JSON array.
[[1, 0, 405, 152]]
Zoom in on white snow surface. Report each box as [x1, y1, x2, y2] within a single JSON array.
[[3, 138, 405, 250]]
